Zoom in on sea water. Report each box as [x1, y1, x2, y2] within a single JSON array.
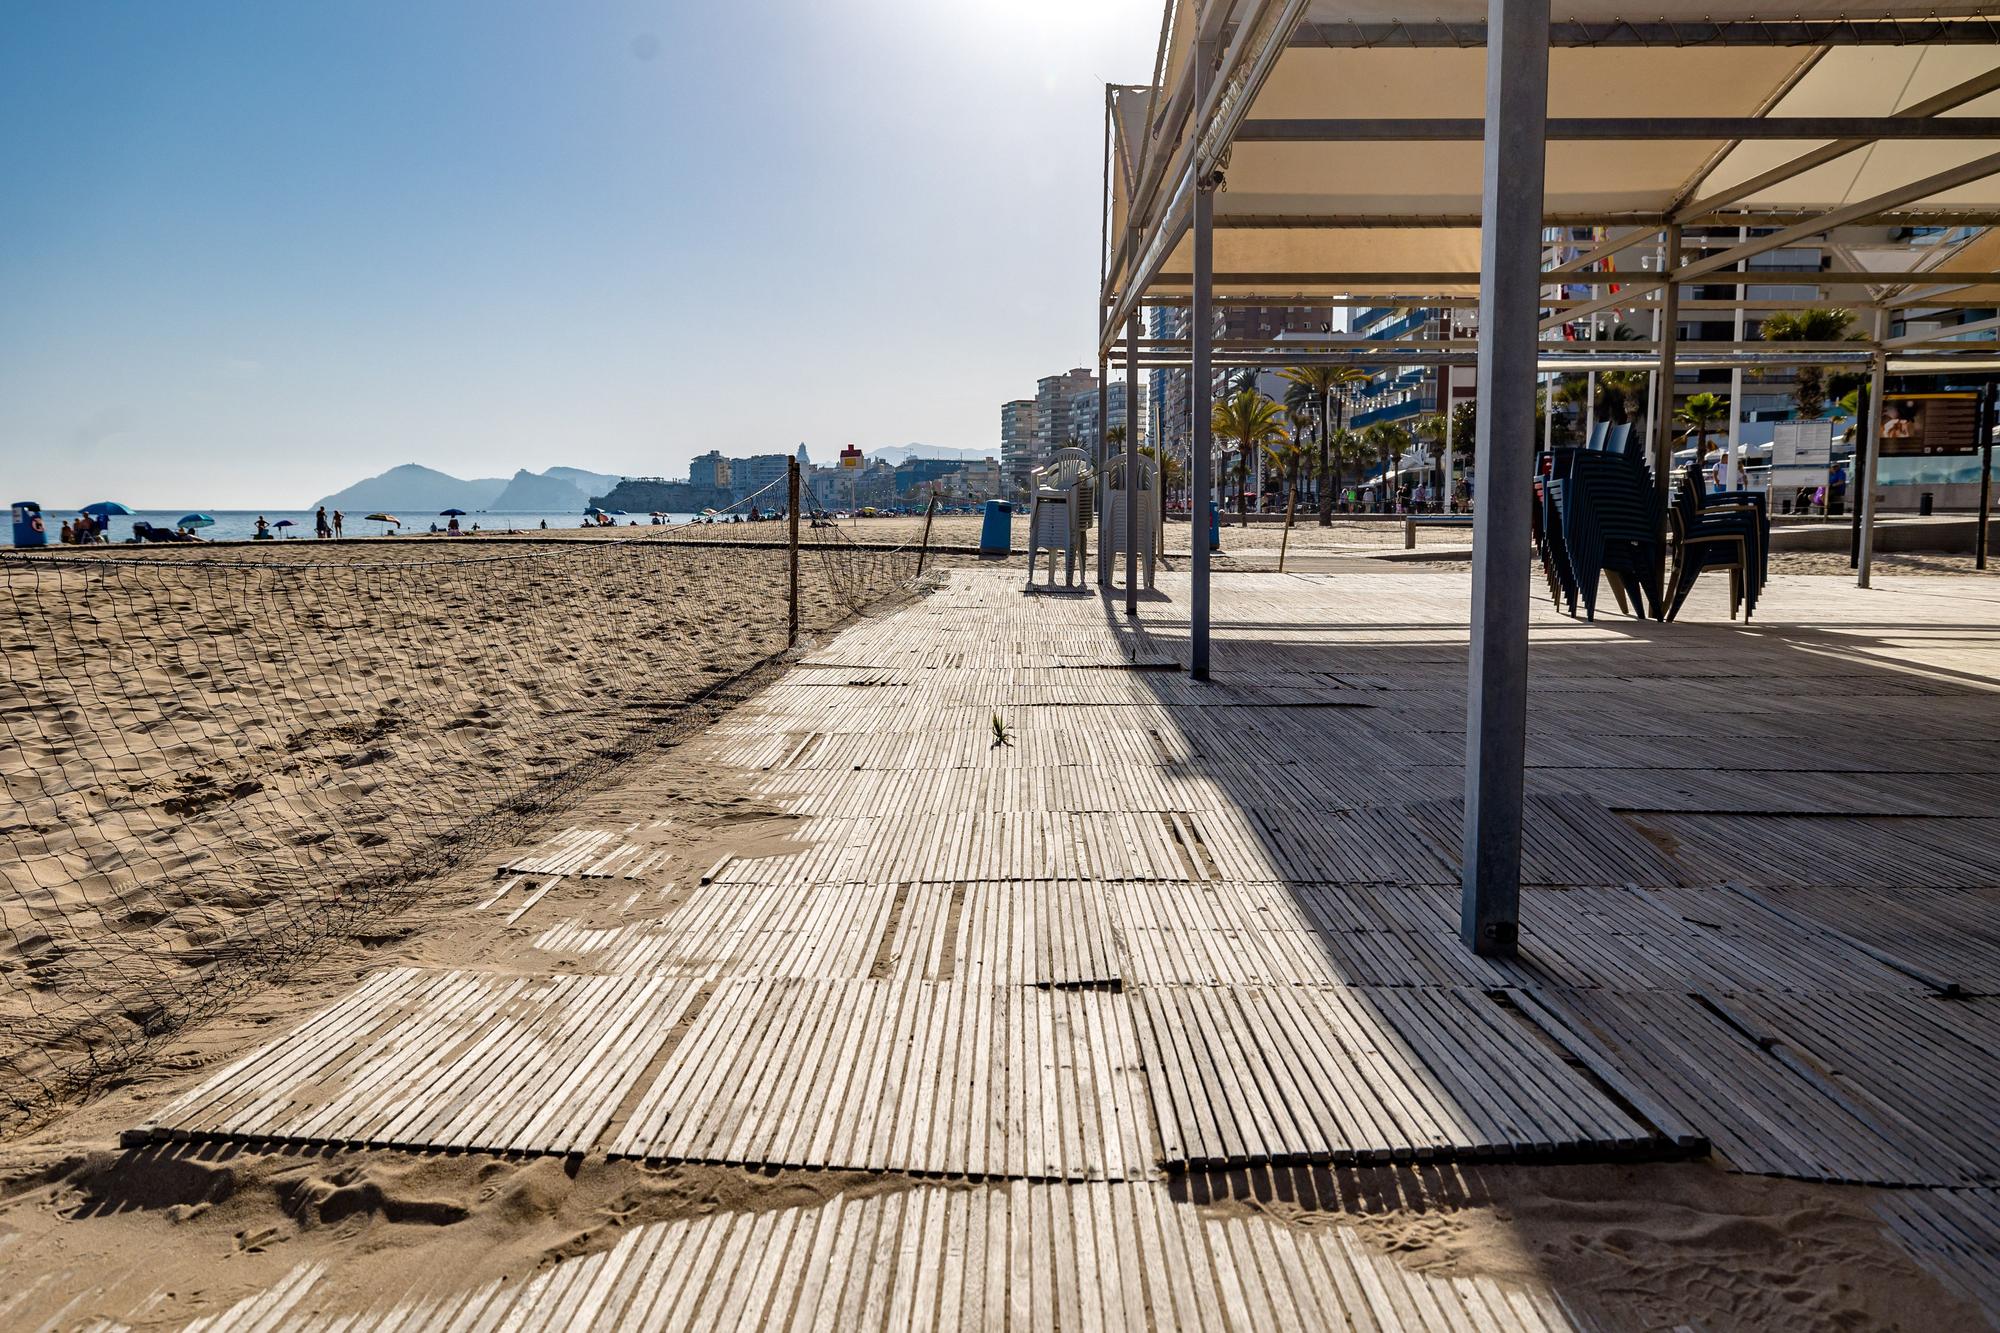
[[8, 510, 703, 547]]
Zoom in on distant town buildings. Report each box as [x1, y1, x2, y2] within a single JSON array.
[[999, 366, 1148, 499]]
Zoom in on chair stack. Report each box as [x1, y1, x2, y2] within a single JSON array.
[[1026, 447, 1094, 589], [1533, 448, 1664, 620], [1666, 461, 1771, 621]]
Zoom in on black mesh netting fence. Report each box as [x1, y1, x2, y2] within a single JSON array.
[[0, 511, 938, 1132]]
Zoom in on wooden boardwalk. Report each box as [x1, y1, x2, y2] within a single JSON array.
[[120, 566, 2000, 1327]]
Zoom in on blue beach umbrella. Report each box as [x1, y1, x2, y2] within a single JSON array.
[[81, 501, 133, 518], [175, 513, 216, 530], [439, 508, 467, 516]]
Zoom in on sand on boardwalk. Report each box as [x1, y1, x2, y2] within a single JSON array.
[[0, 530, 948, 1128]]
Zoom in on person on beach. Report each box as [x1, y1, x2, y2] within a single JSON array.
[[59, 519, 75, 544], [332, 509, 344, 537], [447, 516, 461, 534], [254, 515, 270, 539]]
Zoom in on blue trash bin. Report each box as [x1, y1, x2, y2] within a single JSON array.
[[1207, 501, 1220, 551], [980, 500, 1014, 555], [11, 501, 48, 548]]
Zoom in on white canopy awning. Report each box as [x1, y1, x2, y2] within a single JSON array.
[[1107, 5, 2000, 308]]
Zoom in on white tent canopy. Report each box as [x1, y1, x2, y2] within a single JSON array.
[[1099, 0, 2000, 958]]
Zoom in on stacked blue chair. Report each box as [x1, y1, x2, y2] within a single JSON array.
[[1560, 451, 1664, 620], [1533, 448, 1663, 620], [1666, 461, 1770, 620]]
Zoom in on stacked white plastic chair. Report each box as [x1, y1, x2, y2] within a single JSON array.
[[1026, 447, 1093, 589], [1098, 451, 1160, 590]]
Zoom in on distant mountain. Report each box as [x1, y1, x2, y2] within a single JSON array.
[[489, 469, 589, 511], [309, 464, 509, 514], [870, 443, 990, 467], [543, 466, 622, 495]]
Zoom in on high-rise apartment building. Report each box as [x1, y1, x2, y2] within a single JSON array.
[[1034, 368, 1098, 458], [1148, 306, 1190, 467], [1000, 399, 1039, 498], [1066, 381, 1142, 456]]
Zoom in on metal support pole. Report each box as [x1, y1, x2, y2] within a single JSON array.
[[1857, 308, 1888, 588], [1097, 353, 1111, 586], [1653, 225, 1683, 527], [1442, 363, 1456, 508], [1190, 36, 1216, 680], [1727, 225, 1747, 489], [1460, 0, 1548, 959], [1125, 311, 1141, 616], [787, 458, 801, 648], [1979, 380, 1994, 571]]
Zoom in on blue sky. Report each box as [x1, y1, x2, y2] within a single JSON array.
[[0, 0, 1154, 507]]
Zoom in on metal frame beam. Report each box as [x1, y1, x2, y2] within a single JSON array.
[[1236, 116, 2000, 141], [1546, 149, 2000, 331], [1287, 18, 2000, 47], [1672, 64, 2000, 220]]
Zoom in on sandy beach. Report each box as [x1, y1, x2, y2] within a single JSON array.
[[0, 531, 956, 1127]]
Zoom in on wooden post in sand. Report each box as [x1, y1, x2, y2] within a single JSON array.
[[1278, 486, 1298, 573], [916, 494, 938, 576], [788, 458, 801, 648]]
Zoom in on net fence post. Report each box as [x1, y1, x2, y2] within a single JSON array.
[[788, 458, 801, 647], [916, 494, 938, 577]]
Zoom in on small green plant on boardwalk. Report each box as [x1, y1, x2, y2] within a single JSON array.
[[991, 712, 1012, 748]]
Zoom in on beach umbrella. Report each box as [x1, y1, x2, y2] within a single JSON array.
[[81, 501, 133, 518], [174, 513, 215, 530], [365, 512, 400, 535], [439, 508, 467, 517], [273, 519, 296, 537]]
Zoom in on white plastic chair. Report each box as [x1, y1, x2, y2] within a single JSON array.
[[1098, 452, 1160, 590], [1027, 448, 1093, 588]]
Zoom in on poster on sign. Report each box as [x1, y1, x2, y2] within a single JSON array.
[[1879, 393, 1980, 457], [1770, 421, 1833, 491]]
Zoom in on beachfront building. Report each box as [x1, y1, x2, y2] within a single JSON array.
[[1067, 381, 1143, 453], [1147, 305, 1191, 472], [688, 450, 730, 493], [1034, 368, 1097, 458], [999, 399, 1038, 498], [730, 453, 791, 506]]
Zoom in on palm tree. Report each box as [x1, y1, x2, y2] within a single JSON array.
[[1674, 391, 1730, 460], [1360, 421, 1412, 508], [1575, 322, 1648, 425], [1279, 365, 1370, 526], [1211, 389, 1289, 521], [1759, 307, 1859, 419]]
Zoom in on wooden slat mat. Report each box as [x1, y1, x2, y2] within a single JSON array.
[[1405, 794, 1686, 888], [1628, 813, 2000, 889], [499, 824, 671, 878], [175, 1182, 1579, 1333], [609, 978, 1155, 1180], [136, 968, 702, 1154], [528, 882, 894, 979], [1131, 984, 1676, 1169], [1871, 1188, 2000, 1318], [1526, 987, 1999, 1186], [1755, 884, 2000, 996], [886, 881, 1123, 987]]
